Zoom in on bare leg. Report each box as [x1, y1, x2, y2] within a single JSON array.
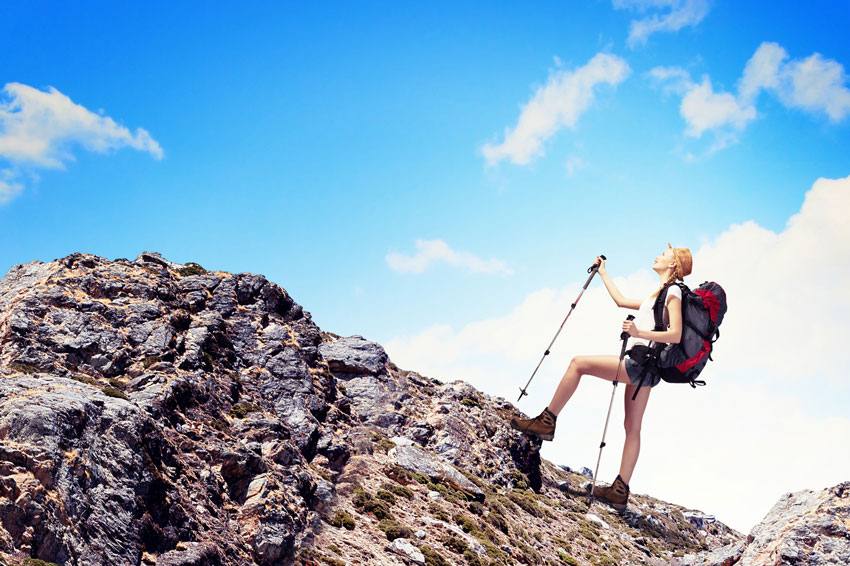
[[546, 355, 630, 416], [619, 382, 651, 485]]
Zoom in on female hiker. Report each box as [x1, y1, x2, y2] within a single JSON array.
[[509, 243, 693, 512]]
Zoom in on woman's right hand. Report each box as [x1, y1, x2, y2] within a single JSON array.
[[594, 255, 607, 275]]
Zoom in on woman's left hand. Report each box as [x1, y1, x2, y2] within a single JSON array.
[[623, 319, 641, 338]]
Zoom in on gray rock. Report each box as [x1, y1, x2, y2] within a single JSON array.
[[387, 537, 425, 564], [319, 335, 388, 375]]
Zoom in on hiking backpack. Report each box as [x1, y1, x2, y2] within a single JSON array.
[[626, 280, 727, 401]]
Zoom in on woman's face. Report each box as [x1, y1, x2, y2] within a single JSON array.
[[653, 248, 675, 271]]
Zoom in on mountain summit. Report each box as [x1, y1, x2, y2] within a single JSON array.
[[0, 252, 845, 565]]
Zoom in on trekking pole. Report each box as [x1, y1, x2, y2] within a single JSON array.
[[587, 314, 634, 507], [516, 255, 606, 402]]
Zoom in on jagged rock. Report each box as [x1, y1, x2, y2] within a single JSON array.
[[387, 537, 425, 564], [156, 542, 223, 566], [389, 436, 484, 500], [676, 481, 850, 565], [318, 335, 388, 375]]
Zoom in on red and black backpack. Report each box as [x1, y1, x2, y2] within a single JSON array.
[[626, 280, 727, 401]]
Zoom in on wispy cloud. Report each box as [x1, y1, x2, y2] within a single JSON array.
[[386, 239, 514, 276], [613, 0, 711, 48], [648, 42, 850, 156], [0, 82, 163, 204], [480, 53, 630, 166], [385, 174, 850, 534]]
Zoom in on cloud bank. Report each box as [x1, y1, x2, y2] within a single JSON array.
[[613, 0, 711, 48], [386, 239, 514, 276], [649, 42, 850, 155], [0, 82, 163, 204], [385, 174, 850, 533], [481, 53, 630, 166]]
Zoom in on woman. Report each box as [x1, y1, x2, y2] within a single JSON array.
[[509, 243, 693, 512]]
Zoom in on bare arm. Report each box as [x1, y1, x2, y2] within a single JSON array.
[[599, 270, 641, 310], [635, 295, 683, 344]]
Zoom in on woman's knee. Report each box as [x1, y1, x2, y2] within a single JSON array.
[[624, 420, 642, 436]]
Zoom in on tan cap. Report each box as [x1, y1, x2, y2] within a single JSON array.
[[667, 242, 693, 279]]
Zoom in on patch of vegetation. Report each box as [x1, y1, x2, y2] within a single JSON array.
[[108, 377, 125, 390], [375, 488, 397, 504], [327, 543, 342, 554], [9, 361, 39, 374], [23, 560, 60, 566], [579, 520, 601, 544], [592, 555, 617, 566], [229, 401, 261, 418], [374, 437, 396, 453], [463, 549, 485, 565], [507, 489, 544, 518], [453, 512, 478, 534], [320, 556, 345, 566], [208, 416, 230, 432], [419, 545, 450, 566], [101, 385, 129, 400], [71, 373, 99, 386], [508, 469, 529, 490], [441, 533, 468, 554], [467, 501, 485, 515], [352, 486, 393, 520], [460, 396, 480, 408], [428, 502, 451, 523], [176, 262, 207, 276], [381, 481, 413, 498], [328, 510, 355, 530], [558, 550, 580, 565], [142, 355, 160, 368], [377, 518, 413, 541]]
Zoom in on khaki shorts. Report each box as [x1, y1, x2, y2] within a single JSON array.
[[624, 358, 662, 388]]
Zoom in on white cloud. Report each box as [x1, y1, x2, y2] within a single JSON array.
[[386, 239, 514, 276], [385, 174, 850, 534], [680, 76, 757, 137], [613, 0, 711, 48], [0, 82, 163, 204], [481, 53, 630, 166], [649, 42, 850, 155]]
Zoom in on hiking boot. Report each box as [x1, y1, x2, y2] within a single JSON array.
[[509, 407, 557, 441], [592, 474, 630, 513]]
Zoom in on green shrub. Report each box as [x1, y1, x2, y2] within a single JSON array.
[[177, 262, 207, 276], [229, 401, 261, 418], [328, 510, 355, 530], [377, 518, 413, 541], [419, 545, 450, 566]]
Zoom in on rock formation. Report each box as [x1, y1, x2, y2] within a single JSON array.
[[0, 251, 844, 565]]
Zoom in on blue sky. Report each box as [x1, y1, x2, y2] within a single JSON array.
[[2, 1, 848, 345], [2, 1, 850, 534]]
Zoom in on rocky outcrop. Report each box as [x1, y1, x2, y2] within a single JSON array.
[[674, 481, 850, 565], [0, 251, 837, 566]]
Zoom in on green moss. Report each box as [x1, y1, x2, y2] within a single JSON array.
[[229, 401, 261, 418], [467, 501, 485, 515], [462, 549, 485, 565], [485, 510, 509, 535], [71, 373, 99, 386], [209, 417, 230, 432], [381, 481, 413, 498], [377, 518, 413, 541], [10, 361, 39, 374], [329, 510, 355, 530], [101, 385, 129, 400], [508, 469, 529, 490], [579, 520, 601, 544], [420, 545, 451, 566], [176, 262, 207, 276], [507, 490, 543, 518], [375, 488, 397, 504], [453, 513, 479, 534], [442, 533, 468, 554], [592, 555, 617, 566], [411, 471, 431, 485], [428, 502, 451, 523], [352, 487, 393, 520], [558, 550, 580, 565], [460, 397, 480, 408]]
